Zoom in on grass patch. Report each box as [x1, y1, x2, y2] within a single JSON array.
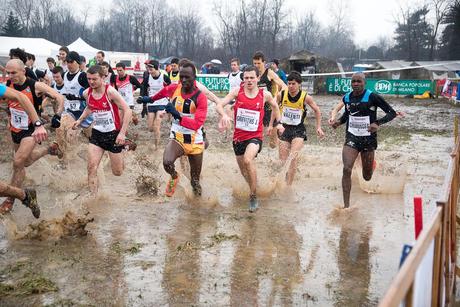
[[0, 273, 58, 296]]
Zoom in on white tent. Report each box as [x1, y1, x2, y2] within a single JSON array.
[[0, 36, 61, 69], [66, 37, 99, 62], [66, 37, 149, 72]]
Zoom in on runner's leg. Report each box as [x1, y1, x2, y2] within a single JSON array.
[[342, 145, 360, 208]]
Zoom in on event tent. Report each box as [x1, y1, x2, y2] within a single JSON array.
[[0, 36, 61, 68]]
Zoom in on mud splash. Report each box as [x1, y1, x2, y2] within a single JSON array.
[[2, 211, 94, 241]]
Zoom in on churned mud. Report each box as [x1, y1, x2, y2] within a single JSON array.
[[0, 95, 458, 306]]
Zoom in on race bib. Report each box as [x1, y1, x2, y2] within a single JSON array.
[[171, 114, 195, 134], [119, 87, 134, 106], [235, 108, 260, 132], [65, 100, 81, 111], [93, 111, 116, 132], [348, 116, 371, 136], [10, 108, 29, 130], [281, 107, 302, 125]]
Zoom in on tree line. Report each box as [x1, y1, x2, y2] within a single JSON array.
[[1, 0, 459, 66]]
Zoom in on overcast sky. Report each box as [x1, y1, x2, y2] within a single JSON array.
[[74, 0, 422, 48]]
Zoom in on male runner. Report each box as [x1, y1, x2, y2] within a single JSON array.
[[276, 71, 324, 185], [328, 72, 397, 208], [0, 83, 46, 218], [217, 66, 284, 212], [72, 65, 132, 195], [0, 59, 64, 213], [139, 62, 207, 197]]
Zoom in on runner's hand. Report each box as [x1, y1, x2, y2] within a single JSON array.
[[327, 117, 335, 125], [276, 124, 285, 136], [115, 132, 126, 145], [316, 127, 325, 139], [51, 114, 61, 128], [368, 123, 379, 133], [72, 120, 81, 130], [218, 114, 232, 132], [32, 126, 48, 143], [330, 120, 340, 129]]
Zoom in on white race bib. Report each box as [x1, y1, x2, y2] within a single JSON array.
[[348, 116, 371, 136], [281, 107, 302, 125], [235, 108, 260, 131], [65, 100, 81, 111], [119, 86, 134, 106], [93, 111, 116, 132], [10, 108, 29, 130]]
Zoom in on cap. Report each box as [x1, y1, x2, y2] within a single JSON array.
[[66, 51, 81, 64]]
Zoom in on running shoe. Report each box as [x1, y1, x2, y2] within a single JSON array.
[[48, 141, 63, 159], [192, 182, 202, 196], [165, 176, 179, 197], [249, 195, 258, 213], [124, 139, 137, 151], [22, 188, 40, 219], [0, 197, 14, 215]]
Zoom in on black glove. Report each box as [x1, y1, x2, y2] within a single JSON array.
[[51, 114, 61, 128], [65, 94, 80, 101], [137, 96, 151, 104], [165, 103, 181, 120], [141, 104, 148, 118]]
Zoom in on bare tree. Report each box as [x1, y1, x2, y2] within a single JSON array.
[[427, 0, 449, 59]]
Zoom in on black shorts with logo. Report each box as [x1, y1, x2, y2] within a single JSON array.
[[233, 138, 263, 156], [89, 129, 123, 153], [11, 125, 35, 144], [279, 124, 307, 143], [344, 133, 377, 152]]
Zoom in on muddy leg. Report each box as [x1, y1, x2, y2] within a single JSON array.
[[342, 145, 360, 208]]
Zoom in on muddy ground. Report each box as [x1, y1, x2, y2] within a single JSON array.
[[0, 95, 459, 306]]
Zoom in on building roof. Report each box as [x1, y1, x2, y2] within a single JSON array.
[[411, 61, 460, 72], [374, 60, 412, 69]]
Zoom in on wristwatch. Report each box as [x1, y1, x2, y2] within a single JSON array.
[[34, 120, 43, 127]]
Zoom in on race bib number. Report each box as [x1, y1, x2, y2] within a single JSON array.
[[235, 108, 260, 131], [119, 87, 133, 106], [348, 116, 371, 136], [93, 111, 116, 132], [65, 100, 81, 111], [10, 108, 29, 130], [281, 107, 302, 125]]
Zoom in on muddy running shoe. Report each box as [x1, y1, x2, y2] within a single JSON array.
[[48, 141, 63, 159], [22, 188, 40, 219], [192, 183, 202, 196], [165, 176, 179, 197], [249, 194, 258, 213], [0, 197, 14, 215], [124, 139, 137, 151]]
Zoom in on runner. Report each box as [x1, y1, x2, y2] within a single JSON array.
[[100, 61, 112, 85], [79, 55, 87, 72], [252, 51, 287, 147], [139, 62, 207, 197], [96, 51, 114, 74], [57, 46, 69, 72], [276, 71, 324, 185], [216, 65, 284, 212], [0, 59, 64, 214], [111, 62, 142, 126], [72, 65, 132, 195], [224, 58, 243, 140], [139, 59, 171, 149], [45, 57, 56, 86], [168, 57, 180, 84], [9, 48, 38, 81], [0, 83, 47, 218], [56, 51, 93, 155], [328, 72, 397, 208]]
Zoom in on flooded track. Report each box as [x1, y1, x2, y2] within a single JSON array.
[[0, 96, 458, 306]]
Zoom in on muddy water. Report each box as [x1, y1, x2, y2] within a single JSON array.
[[0, 96, 458, 306]]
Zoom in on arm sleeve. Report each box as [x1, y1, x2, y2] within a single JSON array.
[[110, 74, 117, 88], [0, 83, 6, 97], [78, 72, 90, 89], [150, 84, 176, 101], [338, 97, 349, 124], [130, 75, 142, 90], [163, 74, 172, 85], [373, 93, 397, 126], [141, 71, 149, 96], [180, 92, 207, 131]]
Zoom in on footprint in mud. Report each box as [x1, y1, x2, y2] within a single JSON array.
[[3, 211, 94, 241]]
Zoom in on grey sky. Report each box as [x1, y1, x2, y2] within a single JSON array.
[[74, 0, 424, 48]]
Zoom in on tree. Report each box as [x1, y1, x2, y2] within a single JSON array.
[[439, 0, 460, 59], [1, 11, 23, 36], [393, 6, 433, 60], [428, 0, 449, 60]]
